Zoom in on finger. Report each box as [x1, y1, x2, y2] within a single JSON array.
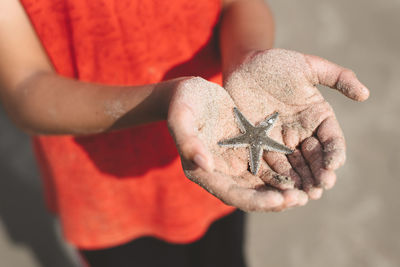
[[189, 167, 306, 212], [305, 54, 370, 101], [281, 125, 299, 149], [317, 116, 346, 170], [226, 185, 286, 212], [258, 166, 295, 190], [284, 189, 309, 208], [168, 104, 214, 172], [273, 189, 310, 212], [301, 137, 337, 189], [282, 126, 322, 199], [287, 149, 323, 200], [264, 151, 302, 188], [189, 168, 285, 212]]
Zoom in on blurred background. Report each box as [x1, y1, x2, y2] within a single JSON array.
[[0, 0, 399, 266]]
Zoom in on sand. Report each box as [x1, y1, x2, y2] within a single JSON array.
[[177, 77, 266, 188], [173, 49, 347, 195], [177, 74, 302, 190]]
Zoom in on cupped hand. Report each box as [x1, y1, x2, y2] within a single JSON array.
[[223, 49, 370, 199], [168, 77, 308, 212]]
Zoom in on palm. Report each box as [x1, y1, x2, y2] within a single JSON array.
[[168, 49, 369, 211], [168, 77, 306, 211], [224, 49, 369, 198]]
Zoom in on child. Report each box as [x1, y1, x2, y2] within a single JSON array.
[[0, 0, 369, 266]]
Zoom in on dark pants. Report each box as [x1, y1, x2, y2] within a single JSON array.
[[80, 210, 246, 267]]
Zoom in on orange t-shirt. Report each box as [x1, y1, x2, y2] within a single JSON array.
[[20, 0, 235, 249]]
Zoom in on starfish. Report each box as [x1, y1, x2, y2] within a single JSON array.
[[218, 107, 293, 175]]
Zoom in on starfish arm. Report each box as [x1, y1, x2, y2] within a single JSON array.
[[249, 144, 263, 175], [233, 107, 254, 133], [259, 112, 279, 133], [262, 137, 294, 154], [218, 134, 249, 148]]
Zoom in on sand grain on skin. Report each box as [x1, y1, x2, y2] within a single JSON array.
[[179, 78, 265, 188], [104, 100, 125, 119], [225, 49, 335, 143], [225, 49, 317, 117]]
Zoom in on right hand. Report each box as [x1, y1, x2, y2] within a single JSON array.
[[167, 77, 308, 212], [223, 49, 370, 200]]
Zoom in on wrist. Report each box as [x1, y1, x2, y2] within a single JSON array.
[[155, 77, 194, 120]]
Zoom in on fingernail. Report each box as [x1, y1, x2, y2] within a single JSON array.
[[362, 86, 370, 95], [193, 154, 211, 172]]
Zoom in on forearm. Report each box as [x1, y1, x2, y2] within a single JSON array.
[[220, 0, 275, 78], [1, 72, 181, 135]]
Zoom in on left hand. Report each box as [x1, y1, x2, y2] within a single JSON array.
[[223, 48, 369, 199]]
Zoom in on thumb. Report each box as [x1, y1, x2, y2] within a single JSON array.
[[305, 54, 370, 101], [179, 136, 214, 173], [168, 104, 214, 173]]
